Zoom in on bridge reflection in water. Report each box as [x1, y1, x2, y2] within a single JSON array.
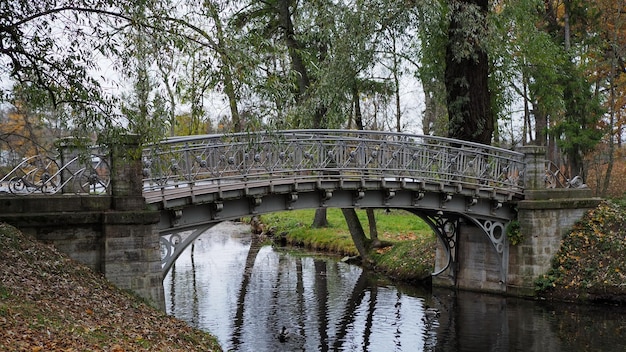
[[165, 223, 626, 352]]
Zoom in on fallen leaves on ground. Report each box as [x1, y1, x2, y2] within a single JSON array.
[[0, 223, 221, 351], [538, 200, 626, 303], [382, 231, 419, 242]]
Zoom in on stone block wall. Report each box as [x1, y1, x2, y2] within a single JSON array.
[[101, 211, 164, 308], [0, 195, 165, 310], [455, 222, 507, 293], [507, 189, 600, 296]]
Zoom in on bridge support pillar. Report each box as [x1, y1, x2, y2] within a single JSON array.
[[103, 134, 165, 310], [433, 220, 509, 294], [101, 211, 164, 310], [507, 189, 600, 296], [505, 145, 601, 296]]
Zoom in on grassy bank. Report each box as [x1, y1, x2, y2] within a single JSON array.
[[535, 200, 626, 304], [0, 223, 222, 351], [259, 208, 438, 282]]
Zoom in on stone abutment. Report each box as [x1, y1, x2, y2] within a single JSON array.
[[0, 136, 165, 310]]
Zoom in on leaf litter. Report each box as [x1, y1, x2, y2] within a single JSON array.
[[0, 223, 221, 351]]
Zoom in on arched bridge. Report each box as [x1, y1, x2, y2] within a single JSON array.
[[141, 130, 531, 278], [1, 129, 590, 303]]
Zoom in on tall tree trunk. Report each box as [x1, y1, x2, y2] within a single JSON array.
[[445, 0, 493, 145], [366, 209, 380, 247], [602, 16, 619, 196], [277, 0, 310, 100], [534, 106, 548, 146], [392, 35, 402, 132], [521, 67, 531, 144], [353, 86, 364, 130]]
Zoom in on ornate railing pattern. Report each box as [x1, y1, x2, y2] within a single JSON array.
[[544, 160, 585, 189], [1, 130, 588, 198], [0, 148, 110, 195], [142, 130, 526, 199]]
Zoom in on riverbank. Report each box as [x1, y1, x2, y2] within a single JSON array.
[[0, 223, 222, 351], [260, 202, 626, 304], [259, 209, 438, 283]]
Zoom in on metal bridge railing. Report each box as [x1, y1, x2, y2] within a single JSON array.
[[141, 130, 527, 199], [0, 147, 110, 195], [1, 130, 587, 198], [543, 160, 586, 189]]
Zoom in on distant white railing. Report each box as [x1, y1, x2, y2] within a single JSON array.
[[0, 147, 110, 195]]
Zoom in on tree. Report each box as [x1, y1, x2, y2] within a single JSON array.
[[594, 0, 626, 195], [489, 0, 568, 148], [0, 81, 70, 160], [565, 0, 625, 193], [0, 1, 143, 139], [542, 0, 604, 178], [416, 1, 449, 136], [553, 63, 604, 179], [488, 0, 606, 182], [2, 1, 233, 141], [445, 0, 494, 144]]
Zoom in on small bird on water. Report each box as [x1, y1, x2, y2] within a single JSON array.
[[277, 326, 289, 343]]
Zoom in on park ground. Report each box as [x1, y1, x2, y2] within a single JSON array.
[[1, 198, 625, 350], [0, 222, 222, 352]]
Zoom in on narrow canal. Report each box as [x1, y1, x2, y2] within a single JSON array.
[[164, 222, 626, 352]]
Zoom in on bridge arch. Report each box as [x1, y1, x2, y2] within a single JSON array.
[[144, 130, 524, 280], [156, 182, 514, 281]]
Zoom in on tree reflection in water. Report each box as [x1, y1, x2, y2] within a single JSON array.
[[164, 222, 626, 352]]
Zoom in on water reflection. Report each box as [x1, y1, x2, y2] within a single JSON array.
[[164, 222, 626, 352]]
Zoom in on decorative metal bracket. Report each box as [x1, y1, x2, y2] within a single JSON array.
[[286, 192, 298, 210], [421, 212, 460, 277], [475, 219, 506, 254], [249, 196, 262, 213], [170, 208, 183, 226], [471, 217, 509, 283], [353, 189, 365, 206], [160, 224, 216, 278]]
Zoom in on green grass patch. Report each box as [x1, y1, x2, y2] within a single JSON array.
[[262, 209, 431, 239], [370, 236, 437, 281], [259, 208, 437, 281]]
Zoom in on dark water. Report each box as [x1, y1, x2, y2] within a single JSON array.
[[164, 222, 626, 352]]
